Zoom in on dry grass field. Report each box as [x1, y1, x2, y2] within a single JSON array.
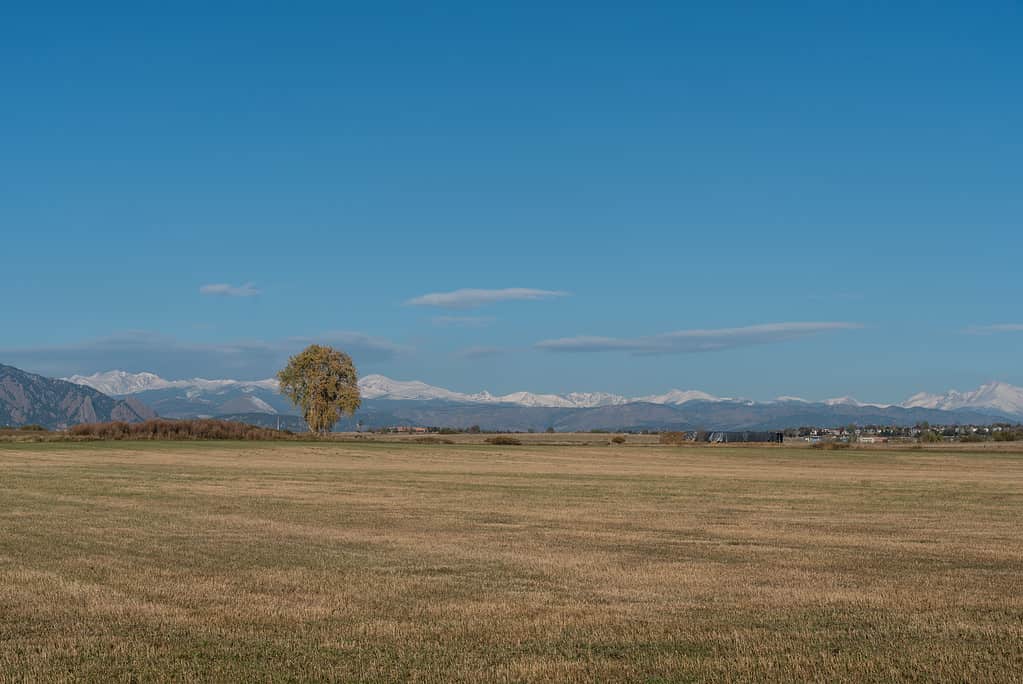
[[2, 441, 1022, 682]]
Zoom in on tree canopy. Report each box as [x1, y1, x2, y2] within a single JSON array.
[[277, 345, 361, 434]]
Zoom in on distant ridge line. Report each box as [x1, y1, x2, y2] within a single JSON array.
[[63, 370, 1023, 417]]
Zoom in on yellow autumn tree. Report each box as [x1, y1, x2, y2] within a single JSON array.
[[277, 345, 361, 434]]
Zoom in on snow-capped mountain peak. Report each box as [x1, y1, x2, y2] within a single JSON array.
[[64, 370, 279, 396], [565, 392, 631, 408], [67, 371, 719, 409], [901, 381, 1023, 416], [63, 371, 1023, 418], [360, 376, 728, 408], [825, 396, 865, 407], [64, 370, 172, 395], [633, 389, 722, 405], [357, 374, 470, 402], [357, 374, 628, 408], [813, 396, 893, 408]]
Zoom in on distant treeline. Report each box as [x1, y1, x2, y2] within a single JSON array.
[[68, 419, 295, 441]]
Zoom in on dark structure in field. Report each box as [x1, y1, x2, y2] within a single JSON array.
[[697, 431, 784, 443]]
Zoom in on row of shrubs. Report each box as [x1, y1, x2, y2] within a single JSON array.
[[810, 441, 852, 450], [68, 419, 295, 441], [412, 436, 456, 445], [485, 436, 523, 445], [484, 435, 627, 446], [0, 424, 49, 433]]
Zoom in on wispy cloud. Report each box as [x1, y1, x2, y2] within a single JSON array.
[[0, 331, 407, 378], [432, 315, 496, 328], [536, 322, 862, 355], [199, 282, 260, 297], [965, 324, 1023, 335], [456, 346, 505, 359], [300, 331, 409, 359], [407, 288, 569, 309]]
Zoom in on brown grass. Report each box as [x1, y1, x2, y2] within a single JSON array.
[[1, 441, 1022, 681], [659, 430, 688, 445]]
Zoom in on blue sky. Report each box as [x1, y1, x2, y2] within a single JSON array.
[[2, 2, 1021, 402]]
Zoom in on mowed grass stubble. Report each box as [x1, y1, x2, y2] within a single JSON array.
[[1, 441, 1022, 682]]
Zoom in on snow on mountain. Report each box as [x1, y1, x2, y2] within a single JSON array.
[[178, 377, 279, 392], [633, 389, 723, 405], [217, 395, 278, 414], [565, 392, 632, 408], [66, 370, 1023, 417], [65, 370, 278, 396], [68, 371, 709, 409], [358, 375, 476, 402], [65, 370, 172, 395], [902, 392, 944, 409], [359, 375, 724, 408], [490, 391, 574, 408], [823, 396, 891, 408], [358, 375, 628, 408], [901, 381, 1023, 417]]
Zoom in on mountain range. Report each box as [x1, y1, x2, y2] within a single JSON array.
[[67, 369, 1023, 415], [903, 382, 1023, 416], [1, 364, 155, 428], [3, 361, 1019, 431], [64, 370, 279, 396], [59, 369, 1023, 431]]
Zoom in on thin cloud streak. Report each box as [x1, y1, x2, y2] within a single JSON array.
[[408, 288, 569, 309], [0, 331, 407, 378], [536, 322, 862, 355], [199, 283, 260, 297]]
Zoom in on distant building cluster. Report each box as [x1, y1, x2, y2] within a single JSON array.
[[382, 426, 430, 434], [786, 423, 1022, 444], [364, 422, 1021, 445]]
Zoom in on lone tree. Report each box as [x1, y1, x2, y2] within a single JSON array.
[[277, 344, 361, 434]]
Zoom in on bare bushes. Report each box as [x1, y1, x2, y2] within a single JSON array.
[[68, 419, 294, 441], [485, 436, 522, 446], [810, 441, 851, 450]]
